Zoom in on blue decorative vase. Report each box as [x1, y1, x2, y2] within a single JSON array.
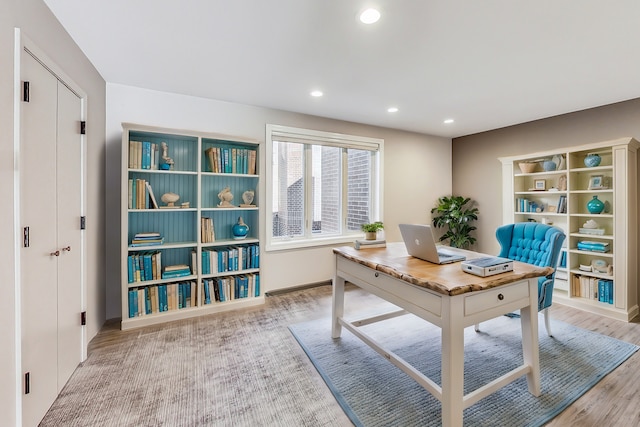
[[586, 196, 605, 214], [543, 160, 556, 171], [232, 216, 249, 239], [584, 153, 601, 168]]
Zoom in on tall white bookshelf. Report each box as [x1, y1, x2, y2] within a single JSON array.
[[499, 137, 639, 321], [121, 123, 264, 330]]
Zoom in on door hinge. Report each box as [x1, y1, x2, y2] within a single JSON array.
[[80, 121, 86, 135], [81, 311, 86, 326], [23, 227, 29, 248], [23, 81, 29, 102], [24, 372, 30, 394], [80, 216, 86, 230]]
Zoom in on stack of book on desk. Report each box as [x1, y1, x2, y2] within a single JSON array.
[[354, 239, 386, 250], [577, 241, 609, 253]]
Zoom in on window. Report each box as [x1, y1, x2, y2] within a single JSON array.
[[266, 124, 383, 250]]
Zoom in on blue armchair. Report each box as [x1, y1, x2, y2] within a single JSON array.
[[476, 222, 566, 336]]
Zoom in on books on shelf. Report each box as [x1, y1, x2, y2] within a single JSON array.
[[129, 140, 160, 170], [578, 227, 605, 235], [201, 273, 260, 304], [161, 264, 192, 279], [577, 240, 609, 253], [571, 275, 613, 304], [354, 239, 387, 249], [204, 146, 257, 174], [128, 178, 159, 209], [201, 244, 260, 274], [128, 281, 196, 318], [127, 251, 162, 283], [201, 217, 215, 243], [130, 232, 164, 247]]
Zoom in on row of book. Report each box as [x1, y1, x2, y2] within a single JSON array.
[[128, 281, 196, 318], [202, 274, 260, 303], [127, 178, 159, 209], [127, 252, 193, 283], [572, 275, 614, 304], [205, 146, 257, 174], [201, 217, 215, 243], [516, 198, 542, 213], [129, 140, 162, 170], [201, 244, 260, 274]]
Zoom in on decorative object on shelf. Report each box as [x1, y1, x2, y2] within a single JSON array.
[[160, 192, 179, 207], [160, 142, 174, 170], [553, 154, 566, 170], [579, 264, 592, 272], [557, 174, 567, 191], [232, 216, 250, 240], [586, 195, 605, 214], [588, 175, 604, 189], [584, 153, 601, 168], [591, 259, 610, 274], [240, 189, 255, 207], [541, 217, 553, 225], [543, 160, 556, 171], [431, 195, 479, 249], [518, 162, 537, 173], [217, 186, 235, 207], [583, 219, 599, 229], [360, 221, 384, 240], [534, 179, 546, 190]]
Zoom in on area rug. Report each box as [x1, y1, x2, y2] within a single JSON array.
[[289, 313, 638, 427]]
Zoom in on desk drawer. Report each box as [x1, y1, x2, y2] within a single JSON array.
[[464, 281, 530, 316], [337, 257, 442, 318]]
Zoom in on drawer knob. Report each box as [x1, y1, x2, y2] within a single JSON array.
[[374, 272, 379, 277], [498, 293, 504, 301]]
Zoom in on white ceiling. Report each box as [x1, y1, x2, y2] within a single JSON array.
[[43, 0, 640, 138]]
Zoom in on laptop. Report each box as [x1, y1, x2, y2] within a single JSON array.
[[399, 224, 466, 264]]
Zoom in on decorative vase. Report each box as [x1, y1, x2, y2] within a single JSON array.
[[586, 196, 605, 214], [232, 216, 249, 239], [542, 160, 556, 171], [584, 153, 601, 168]]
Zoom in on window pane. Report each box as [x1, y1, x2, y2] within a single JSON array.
[[272, 141, 304, 238], [346, 148, 371, 231], [312, 145, 341, 235]]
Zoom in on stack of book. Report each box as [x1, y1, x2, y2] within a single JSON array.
[[130, 232, 164, 247], [354, 239, 387, 250], [161, 264, 192, 279], [577, 240, 609, 253], [201, 217, 215, 243]]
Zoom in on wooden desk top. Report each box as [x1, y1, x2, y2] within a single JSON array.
[[333, 242, 553, 296]]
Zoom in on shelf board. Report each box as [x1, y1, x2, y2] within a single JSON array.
[[128, 241, 196, 251], [202, 238, 259, 247], [129, 168, 197, 175], [127, 274, 198, 289]]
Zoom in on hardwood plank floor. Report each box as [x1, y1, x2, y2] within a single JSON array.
[[83, 283, 640, 426]]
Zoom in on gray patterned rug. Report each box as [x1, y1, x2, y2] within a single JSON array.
[[289, 313, 639, 427]]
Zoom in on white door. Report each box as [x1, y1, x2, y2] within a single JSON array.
[[20, 49, 84, 427]]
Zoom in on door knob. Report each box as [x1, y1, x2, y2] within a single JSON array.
[[62, 246, 71, 252], [50, 250, 60, 257]]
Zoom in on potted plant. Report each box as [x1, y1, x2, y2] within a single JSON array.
[[361, 221, 384, 240], [430, 195, 479, 249]]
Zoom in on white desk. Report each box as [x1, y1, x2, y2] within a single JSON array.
[[331, 243, 553, 427]]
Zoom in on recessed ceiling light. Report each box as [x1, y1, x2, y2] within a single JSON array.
[[310, 90, 323, 97], [359, 8, 380, 24], [444, 118, 455, 124], [387, 107, 399, 113]]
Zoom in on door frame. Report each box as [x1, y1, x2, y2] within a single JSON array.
[[13, 28, 88, 422]]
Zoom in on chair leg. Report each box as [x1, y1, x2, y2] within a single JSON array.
[[474, 323, 480, 332], [543, 308, 553, 337]]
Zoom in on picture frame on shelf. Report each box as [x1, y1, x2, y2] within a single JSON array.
[[534, 179, 546, 190], [588, 175, 604, 190]]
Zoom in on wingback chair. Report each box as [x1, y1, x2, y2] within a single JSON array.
[[476, 222, 566, 336]]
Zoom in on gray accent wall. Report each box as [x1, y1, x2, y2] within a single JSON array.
[[453, 97, 640, 256]]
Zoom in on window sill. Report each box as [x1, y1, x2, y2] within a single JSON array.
[[265, 235, 361, 252]]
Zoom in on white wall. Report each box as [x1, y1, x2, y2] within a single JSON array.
[[1, 0, 106, 423], [105, 83, 452, 319]]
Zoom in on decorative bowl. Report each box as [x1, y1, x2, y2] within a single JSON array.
[[518, 162, 537, 173], [543, 160, 557, 171]]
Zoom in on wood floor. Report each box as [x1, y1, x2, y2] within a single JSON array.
[[86, 283, 640, 426]]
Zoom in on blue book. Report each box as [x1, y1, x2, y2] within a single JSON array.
[[161, 270, 191, 279], [218, 250, 224, 273], [128, 289, 136, 318], [143, 253, 152, 281], [145, 287, 151, 314], [255, 274, 260, 297], [607, 280, 614, 304], [142, 141, 151, 169], [159, 285, 168, 311], [203, 279, 211, 304], [127, 255, 134, 283], [202, 250, 210, 275]]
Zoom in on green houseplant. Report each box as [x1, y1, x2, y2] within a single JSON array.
[[361, 221, 384, 240], [430, 196, 479, 249]]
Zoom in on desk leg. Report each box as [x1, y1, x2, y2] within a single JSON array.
[[441, 298, 465, 427], [332, 274, 345, 338], [520, 277, 541, 396]]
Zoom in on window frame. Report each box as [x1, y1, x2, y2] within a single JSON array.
[[265, 124, 384, 251]]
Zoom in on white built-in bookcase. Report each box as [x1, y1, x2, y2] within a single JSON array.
[[499, 137, 639, 321], [121, 123, 264, 330]]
